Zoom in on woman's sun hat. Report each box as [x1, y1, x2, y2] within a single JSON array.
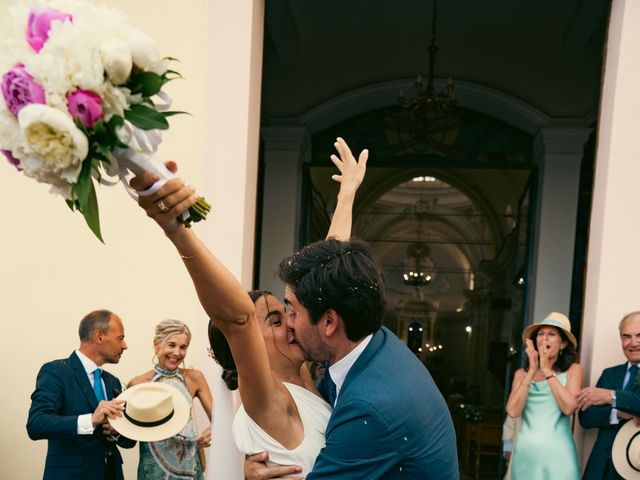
[[612, 420, 640, 479], [110, 382, 190, 442], [521, 312, 577, 348]]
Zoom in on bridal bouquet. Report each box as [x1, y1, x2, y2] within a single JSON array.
[[0, 0, 210, 241]]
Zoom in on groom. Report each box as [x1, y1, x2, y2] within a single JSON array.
[[247, 238, 459, 479]]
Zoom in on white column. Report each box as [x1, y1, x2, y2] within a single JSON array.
[[577, 0, 640, 468], [201, 1, 264, 479], [258, 126, 310, 294], [528, 127, 590, 324]]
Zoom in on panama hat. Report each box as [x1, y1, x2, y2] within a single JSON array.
[[521, 312, 577, 348], [612, 420, 640, 479], [110, 382, 190, 442]]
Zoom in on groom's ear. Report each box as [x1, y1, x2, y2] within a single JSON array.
[[322, 309, 341, 338]]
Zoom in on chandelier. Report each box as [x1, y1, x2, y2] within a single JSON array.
[[398, 0, 455, 123], [403, 241, 436, 287]]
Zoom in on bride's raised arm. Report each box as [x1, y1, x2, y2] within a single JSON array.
[[132, 171, 254, 326], [130, 171, 276, 420]]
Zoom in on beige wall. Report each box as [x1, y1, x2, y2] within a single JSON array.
[[576, 0, 640, 467], [0, 1, 261, 479]]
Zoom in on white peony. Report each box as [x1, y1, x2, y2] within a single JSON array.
[[128, 30, 168, 75], [100, 38, 132, 85], [0, 108, 21, 151], [16, 104, 88, 197], [100, 82, 128, 119]]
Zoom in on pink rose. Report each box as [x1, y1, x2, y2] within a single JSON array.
[[1, 150, 21, 171], [67, 89, 103, 128], [27, 8, 73, 52], [1, 64, 46, 117]]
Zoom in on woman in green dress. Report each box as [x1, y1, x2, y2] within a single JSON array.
[[506, 312, 583, 479]]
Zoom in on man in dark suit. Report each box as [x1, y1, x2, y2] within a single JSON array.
[[246, 238, 458, 479], [578, 311, 640, 480], [27, 309, 135, 480]]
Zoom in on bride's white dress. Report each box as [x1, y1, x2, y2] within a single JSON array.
[[232, 382, 332, 476]]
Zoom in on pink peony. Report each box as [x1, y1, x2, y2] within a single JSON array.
[[27, 8, 73, 52], [1, 64, 46, 117], [1, 149, 21, 171], [67, 89, 103, 128]]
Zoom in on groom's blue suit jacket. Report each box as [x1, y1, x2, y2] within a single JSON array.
[[579, 362, 640, 480], [26, 351, 135, 480], [311, 327, 459, 479]]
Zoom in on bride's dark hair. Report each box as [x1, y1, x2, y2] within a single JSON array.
[[207, 290, 272, 390]]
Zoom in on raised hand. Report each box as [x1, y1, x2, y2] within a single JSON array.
[[525, 338, 539, 372], [130, 163, 198, 236], [330, 137, 368, 197], [91, 399, 125, 427], [539, 344, 552, 377]]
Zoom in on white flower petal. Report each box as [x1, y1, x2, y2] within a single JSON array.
[[17, 104, 88, 188], [100, 38, 132, 85]]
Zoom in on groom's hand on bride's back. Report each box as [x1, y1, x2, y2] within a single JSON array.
[[244, 452, 303, 480]]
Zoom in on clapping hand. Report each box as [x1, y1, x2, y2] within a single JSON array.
[[524, 339, 539, 371], [539, 343, 552, 377]]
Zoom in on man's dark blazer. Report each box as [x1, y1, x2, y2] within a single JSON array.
[[579, 362, 640, 480], [27, 351, 135, 480], [312, 326, 459, 479]]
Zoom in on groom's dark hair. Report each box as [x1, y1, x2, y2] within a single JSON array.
[[277, 238, 386, 341]]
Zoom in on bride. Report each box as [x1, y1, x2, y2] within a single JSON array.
[[131, 138, 367, 476]]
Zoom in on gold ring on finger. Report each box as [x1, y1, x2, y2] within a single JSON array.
[[157, 199, 169, 213]]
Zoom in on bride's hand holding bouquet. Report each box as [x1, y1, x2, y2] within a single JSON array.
[[130, 164, 199, 239]]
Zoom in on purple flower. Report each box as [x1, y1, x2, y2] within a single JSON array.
[[1, 64, 46, 117], [1, 149, 21, 171], [27, 8, 73, 52], [67, 90, 103, 128]]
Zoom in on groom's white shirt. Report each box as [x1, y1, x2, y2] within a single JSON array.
[[327, 334, 373, 406]]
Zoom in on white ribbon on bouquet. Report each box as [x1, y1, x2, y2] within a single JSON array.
[[98, 92, 189, 220]]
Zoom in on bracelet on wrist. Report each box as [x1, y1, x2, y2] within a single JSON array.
[[180, 251, 201, 260], [545, 372, 557, 380]]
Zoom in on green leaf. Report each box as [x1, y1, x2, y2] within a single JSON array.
[[70, 162, 104, 242], [92, 121, 113, 147], [80, 179, 104, 243], [104, 116, 129, 148], [127, 69, 164, 97], [161, 110, 190, 118], [124, 104, 169, 131], [73, 157, 94, 207], [107, 115, 125, 130], [161, 69, 183, 85]]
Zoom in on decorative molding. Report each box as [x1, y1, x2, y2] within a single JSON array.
[[533, 127, 593, 158], [261, 125, 310, 151], [285, 78, 596, 136]]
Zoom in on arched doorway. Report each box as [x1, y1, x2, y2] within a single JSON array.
[[302, 104, 534, 477]]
